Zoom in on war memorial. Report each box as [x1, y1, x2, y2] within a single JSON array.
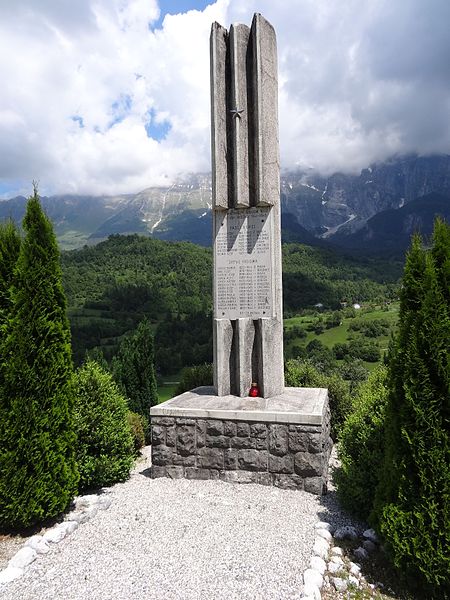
[[150, 14, 331, 494]]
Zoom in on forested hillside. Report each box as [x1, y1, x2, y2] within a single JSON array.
[[61, 234, 402, 372]]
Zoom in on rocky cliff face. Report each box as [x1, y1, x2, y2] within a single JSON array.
[[1, 155, 449, 251], [281, 154, 450, 238]]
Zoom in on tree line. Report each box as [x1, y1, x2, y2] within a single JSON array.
[[61, 233, 402, 373]]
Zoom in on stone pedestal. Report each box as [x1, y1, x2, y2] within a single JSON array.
[[150, 387, 332, 494]]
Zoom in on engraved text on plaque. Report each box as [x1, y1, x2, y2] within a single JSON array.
[[214, 207, 274, 319]]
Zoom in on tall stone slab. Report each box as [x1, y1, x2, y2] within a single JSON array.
[[210, 14, 284, 398]]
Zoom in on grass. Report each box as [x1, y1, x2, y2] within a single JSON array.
[[284, 303, 399, 370], [157, 371, 182, 403], [157, 383, 178, 403]]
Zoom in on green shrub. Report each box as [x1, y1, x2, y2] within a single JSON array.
[[373, 221, 450, 595], [347, 339, 381, 362], [74, 360, 134, 491], [335, 365, 388, 519], [285, 359, 352, 440], [126, 411, 146, 453], [111, 318, 158, 417], [0, 190, 78, 529], [175, 363, 213, 395], [333, 342, 349, 359]]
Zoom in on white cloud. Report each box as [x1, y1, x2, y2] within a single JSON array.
[[0, 0, 449, 196]]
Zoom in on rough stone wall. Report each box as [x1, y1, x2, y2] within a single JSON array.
[[151, 408, 331, 494]]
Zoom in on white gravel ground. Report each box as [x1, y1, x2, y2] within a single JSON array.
[[0, 447, 360, 600]]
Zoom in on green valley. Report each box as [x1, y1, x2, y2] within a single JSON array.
[[61, 234, 402, 384]]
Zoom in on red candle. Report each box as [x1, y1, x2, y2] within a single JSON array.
[[249, 382, 260, 397]]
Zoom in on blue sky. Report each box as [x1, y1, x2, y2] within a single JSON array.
[[1, 0, 449, 198], [159, 1, 214, 19]]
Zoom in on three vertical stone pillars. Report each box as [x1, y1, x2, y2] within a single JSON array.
[[211, 14, 284, 399]]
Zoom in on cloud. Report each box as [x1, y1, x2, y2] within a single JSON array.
[[0, 0, 449, 196]]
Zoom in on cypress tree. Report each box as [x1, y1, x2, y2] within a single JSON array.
[[111, 318, 158, 417], [0, 220, 21, 330], [0, 188, 78, 528], [373, 223, 450, 594]]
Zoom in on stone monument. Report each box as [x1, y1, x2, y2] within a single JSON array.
[[211, 14, 283, 399], [150, 14, 331, 494]]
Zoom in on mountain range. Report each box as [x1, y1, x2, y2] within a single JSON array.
[[1, 155, 449, 254]]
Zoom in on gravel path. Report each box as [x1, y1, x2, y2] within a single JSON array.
[[1, 447, 360, 600]]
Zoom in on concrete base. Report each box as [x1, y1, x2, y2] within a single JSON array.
[[150, 387, 332, 494]]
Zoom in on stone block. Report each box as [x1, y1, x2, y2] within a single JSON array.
[[206, 434, 230, 449], [255, 437, 268, 450], [250, 423, 267, 438], [231, 436, 256, 449], [256, 472, 273, 486], [172, 453, 196, 467], [209, 470, 220, 480], [197, 447, 224, 470], [152, 466, 167, 479], [273, 474, 304, 490], [206, 420, 223, 435], [223, 421, 237, 437], [177, 418, 196, 425], [166, 426, 177, 447], [166, 466, 184, 479], [224, 449, 238, 470], [220, 471, 258, 484], [307, 433, 323, 454], [185, 468, 211, 480], [237, 449, 268, 471], [196, 420, 206, 447], [268, 454, 294, 474], [151, 425, 165, 446], [177, 425, 196, 456], [294, 452, 324, 477], [269, 424, 288, 456], [236, 422, 250, 437], [152, 445, 173, 466], [304, 477, 324, 495], [156, 417, 175, 427], [288, 428, 308, 452]]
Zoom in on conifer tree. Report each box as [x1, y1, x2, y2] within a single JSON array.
[[373, 223, 450, 594], [0, 220, 21, 329], [0, 187, 78, 528], [111, 318, 158, 416]]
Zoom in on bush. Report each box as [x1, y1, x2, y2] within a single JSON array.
[[349, 318, 389, 338], [325, 311, 342, 329], [339, 358, 369, 391], [126, 412, 146, 453], [111, 318, 158, 417], [175, 363, 213, 395], [305, 339, 336, 374], [333, 342, 349, 359], [347, 339, 381, 362], [74, 360, 134, 491], [335, 366, 388, 519], [285, 359, 352, 440]]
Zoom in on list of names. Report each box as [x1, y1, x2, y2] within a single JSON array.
[[214, 207, 274, 319]]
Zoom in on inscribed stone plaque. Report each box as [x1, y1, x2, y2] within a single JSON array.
[[214, 207, 274, 319]]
